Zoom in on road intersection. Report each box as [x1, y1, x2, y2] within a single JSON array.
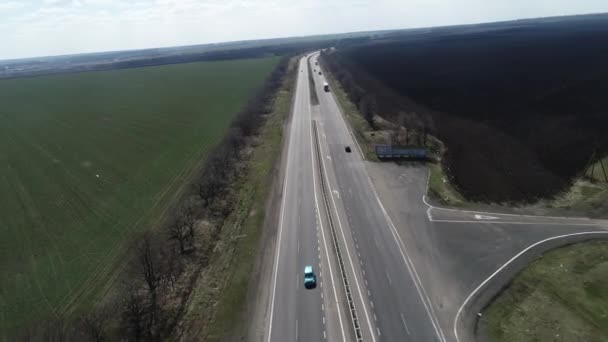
[[260, 52, 608, 342]]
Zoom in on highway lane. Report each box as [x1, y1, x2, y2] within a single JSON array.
[[267, 56, 353, 342], [266, 56, 324, 342], [311, 53, 445, 341], [308, 56, 378, 342]]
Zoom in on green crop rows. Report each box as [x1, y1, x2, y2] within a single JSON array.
[[0, 57, 279, 336]]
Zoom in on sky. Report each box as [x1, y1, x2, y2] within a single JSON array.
[[1, 0, 607, 60]]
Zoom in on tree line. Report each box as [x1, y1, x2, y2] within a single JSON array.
[[319, 50, 377, 129], [321, 45, 607, 202], [319, 50, 433, 147]]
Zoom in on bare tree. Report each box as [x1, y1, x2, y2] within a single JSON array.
[[421, 124, 428, 146], [227, 127, 244, 160], [80, 308, 110, 342], [160, 246, 182, 290], [198, 173, 220, 208], [359, 94, 377, 130], [341, 72, 355, 94], [137, 235, 159, 297], [181, 203, 196, 241], [350, 86, 364, 106], [168, 218, 189, 255], [210, 149, 234, 181], [21, 317, 86, 342], [135, 234, 163, 338], [121, 287, 146, 342]]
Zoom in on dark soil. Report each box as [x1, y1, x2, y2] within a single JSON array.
[[325, 14, 608, 202]]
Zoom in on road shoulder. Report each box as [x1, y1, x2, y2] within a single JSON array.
[[238, 58, 300, 342]]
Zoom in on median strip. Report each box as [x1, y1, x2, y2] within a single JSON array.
[[312, 119, 363, 341]]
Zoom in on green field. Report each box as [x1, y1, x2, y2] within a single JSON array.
[[481, 240, 608, 342], [0, 57, 279, 336]]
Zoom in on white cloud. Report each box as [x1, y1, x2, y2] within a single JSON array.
[[1, 0, 608, 60], [0, 1, 25, 11], [42, 0, 65, 4]]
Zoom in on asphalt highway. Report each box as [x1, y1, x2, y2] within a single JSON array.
[[265, 56, 325, 342], [263, 52, 608, 342], [266, 55, 369, 342], [365, 161, 608, 342], [311, 53, 445, 342]]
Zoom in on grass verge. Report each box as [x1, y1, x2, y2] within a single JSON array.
[[428, 158, 608, 217], [480, 240, 608, 342], [528, 178, 608, 217], [427, 162, 467, 207], [177, 58, 297, 341], [586, 157, 608, 182], [427, 157, 608, 216]]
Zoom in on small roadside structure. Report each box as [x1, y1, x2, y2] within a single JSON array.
[[375, 144, 427, 160]]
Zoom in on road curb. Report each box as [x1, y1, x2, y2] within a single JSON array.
[[454, 231, 608, 342]]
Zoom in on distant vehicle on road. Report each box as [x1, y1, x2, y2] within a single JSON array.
[[315, 61, 318, 65], [318, 71, 322, 75], [345, 146, 352, 153], [323, 82, 330, 92], [304, 266, 317, 289], [375, 144, 427, 160]]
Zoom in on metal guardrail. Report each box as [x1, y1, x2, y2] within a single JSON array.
[[312, 120, 363, 341]]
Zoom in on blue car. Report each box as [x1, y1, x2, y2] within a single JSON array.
[[304, 265, 317, 289]]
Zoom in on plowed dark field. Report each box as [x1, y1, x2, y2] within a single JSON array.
[[325, 14, 608, 202]]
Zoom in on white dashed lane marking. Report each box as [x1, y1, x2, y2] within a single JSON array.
[[401, 312, 411, 335], [385, 269, 392, 286]]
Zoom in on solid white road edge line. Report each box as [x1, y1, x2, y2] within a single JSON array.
[[400, 312, 411, 335], [365, 174, 447, 342], [350, 129, 365, 160], [430, 219, 608, 226], [453, 231, 608, 342], [422, 194, 591, 222], [266, 57, 304, 342]]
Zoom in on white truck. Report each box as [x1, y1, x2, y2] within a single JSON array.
[[323, 82, 329, 92]]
